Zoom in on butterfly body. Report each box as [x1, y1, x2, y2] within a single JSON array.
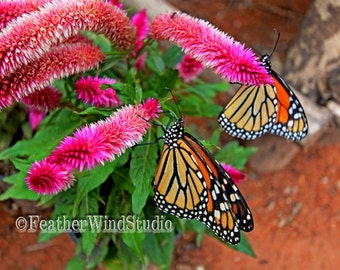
[[154, 118, 253, 244], [218, 54, 308, 141]]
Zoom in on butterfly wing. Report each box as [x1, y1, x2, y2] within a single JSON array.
[[269, 72, 308, 141], [154, 121, 253, 244], [154, 142, 208, 219], [183, 134, 253, 244], [218, 84, 278, 140]]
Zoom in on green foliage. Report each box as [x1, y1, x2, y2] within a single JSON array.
[[0, 109, 83, 161], [144, 231, 175, 269], [130, 131, 158, 214], [215, 141, 257, 169], [0, 23, 257, 270]]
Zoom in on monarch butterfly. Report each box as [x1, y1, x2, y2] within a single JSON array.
[[218, 54, 308, 141], [153, 118, 253, 244]]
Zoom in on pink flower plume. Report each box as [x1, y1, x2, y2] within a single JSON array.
[[0, 0, 51, 29], [150, 12, 273, 86], [75, 75, 122, 107], [21, 86, 62, 112], [26, 160, 75, 195], [131, 9, 149, 70], [48, 99, 161, 172], [131, 9, 149, 56], [0, 40, 105, 110], [0, 0, 135, 77], [27, 99, 160, 194], [221, 164, 246, 185], [177, 54, 204, 82]]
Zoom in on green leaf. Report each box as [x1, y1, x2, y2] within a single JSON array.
[[231, 232, 256, 257], [81, 229, 98, 257], [73, 149, 131, 216], [129, 131, 158, 214], [9, 157, 31, 172], [180, 94, 222, 117], [78, 190, 100, 218], [185, 82, 229, 99], [83, 32, 112, 53], [131, 180, 150, 215], [210, 129, 221, 147], [126, 68, 137, 85], [67, 236, 110, 269], [122, 231, 145, 263], [0, 171, 39, 201], [113, 82, 135, 104], [153, 69, 178, 96], [0, 109, 82, 161], [76, 107, 114, 117], [176, 81, 229, 117], [204, 227, 256, 257], [144, 231, 174, 269], [38, 188, 76, 242], [146, 48, 165, 75], [135, 83, 143, 103], [1, 173, 19, 184], [73, 161, 117, 216], [66, 256, 87, 270], [215, 141, 257, 169], [162, 45, 184, 68], [112, 167, 134, 194]]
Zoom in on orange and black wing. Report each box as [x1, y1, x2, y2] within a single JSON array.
[[154, 119, 253, 244], [218, 84, 278, 140], [153, 141, 207, 219], [183, 134, 253, 239], [269, 71, 308, 141], [219, 53, 308, 141]]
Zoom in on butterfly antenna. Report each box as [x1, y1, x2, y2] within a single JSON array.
[[269, 29, 281, 57], [165, 87, 183, 119]]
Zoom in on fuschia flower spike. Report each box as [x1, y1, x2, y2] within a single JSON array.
[[75, 76, 122, 108], [0, 0, 135, 77], [177, 54, 204, 82], [21, 86, 62, 112], [26, 99, 160, 194], [0, 39, 105, 110], [26, 160, 75, 195], [150, 12, 273, 86]]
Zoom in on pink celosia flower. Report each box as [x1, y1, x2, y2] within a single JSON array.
[[0, 40, 105, 110], [21, 86, 62, 112], [0, 0, 135, 77], [221, 164, 246, 185], [131, 9, 149, 56], [131, 9, 149, 70], [75, 75, 121, 107], [150, 12, 273, 86], [0, 0, 51, 29], [28, 108, 46, 131], [48, 98, 161, 172], [177, 54, 204, 82], [26, 160, 75, 195], [27, 99, 160, 194]]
